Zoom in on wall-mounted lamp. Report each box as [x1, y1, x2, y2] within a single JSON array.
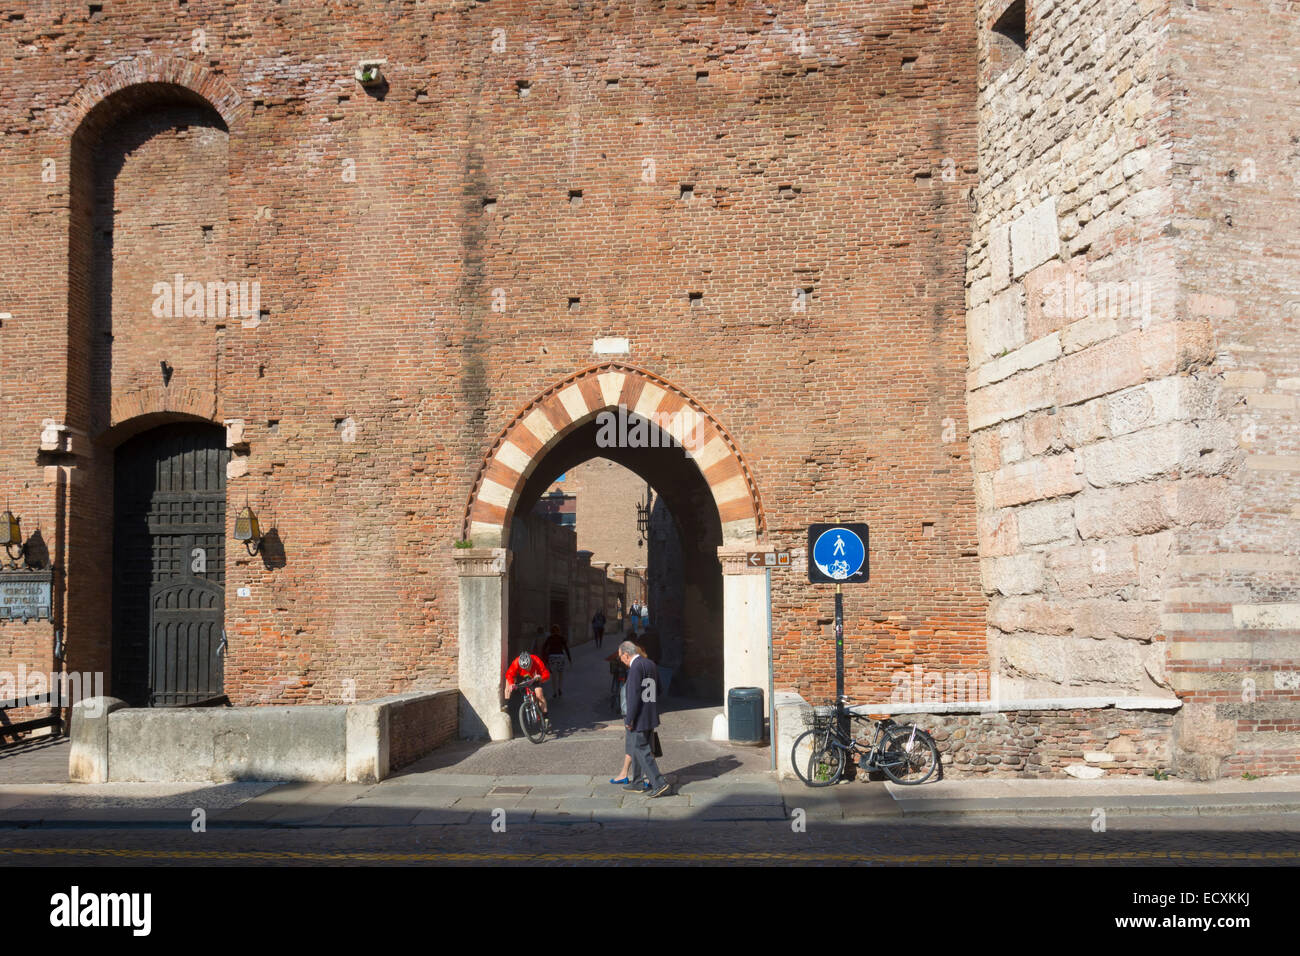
[[234, 504, 264, 556], [2, 510, 24, 565], [636, 500, 649, 538]]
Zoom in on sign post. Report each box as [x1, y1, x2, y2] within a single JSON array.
[[807, 523, 869, 740], [834, 584, 844, 716]]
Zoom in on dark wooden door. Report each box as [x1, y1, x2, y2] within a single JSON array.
[[112, 424, 230, 707]]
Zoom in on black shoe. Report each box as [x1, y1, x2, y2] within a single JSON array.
[[622, 781, 650, 793], [647, 783, 672, 798]]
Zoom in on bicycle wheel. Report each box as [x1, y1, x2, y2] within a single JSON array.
[[791, 729, 845, 787], [518, 694, 546, 743], [880, 724, 939, 785]]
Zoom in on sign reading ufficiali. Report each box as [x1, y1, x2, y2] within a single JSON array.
[[806, 523, 869, 584]]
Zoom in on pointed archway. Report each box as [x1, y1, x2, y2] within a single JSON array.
[[455, 363, 770, 740], [462, 362, 764, 547]]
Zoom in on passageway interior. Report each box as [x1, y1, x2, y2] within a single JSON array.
[[507, 416, 724, 704]]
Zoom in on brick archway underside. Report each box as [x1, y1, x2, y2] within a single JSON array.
[[54, 55, 245, 135], [463, 363, 764, 548]]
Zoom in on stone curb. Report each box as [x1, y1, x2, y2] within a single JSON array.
[[893, 797, 1300, 818]]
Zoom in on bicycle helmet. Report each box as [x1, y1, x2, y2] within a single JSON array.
[[518, 652, 533, 672]]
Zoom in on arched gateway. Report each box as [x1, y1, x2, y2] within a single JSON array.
[[455, 363, 771, 739]]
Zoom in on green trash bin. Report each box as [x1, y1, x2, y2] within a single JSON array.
[[727, 687, 765, 745]]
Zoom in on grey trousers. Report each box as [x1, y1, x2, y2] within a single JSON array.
[[627, 729, 666, 790]]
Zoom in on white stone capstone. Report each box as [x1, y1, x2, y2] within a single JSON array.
[[1064, 764, 1106, 779], [1010, 196, 1062, 278]]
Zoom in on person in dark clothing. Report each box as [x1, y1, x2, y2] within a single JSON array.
[[591, 610, 606, 648], [619, 640, 670, 798], [541, 624, 572, 697], [638, 626, 661, 666]]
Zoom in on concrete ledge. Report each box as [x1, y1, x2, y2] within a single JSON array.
[[774, 691, 811, 781], [849, 696, 1182, 716], [345, 702, 387, 785], [68, 696, 128, 783], [70, 689, 459, 784]]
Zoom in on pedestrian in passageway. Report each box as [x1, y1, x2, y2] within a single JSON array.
[[610, 642, 646, 786], [541, 624, 572, 698], [592, 609, 606, 648], [619, 640, 670, 798]]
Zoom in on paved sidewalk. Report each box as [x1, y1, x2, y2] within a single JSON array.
[[0, 736, 71, 785], [415, 634, 771, 777], [2, 772, 1299, 829], [0, 773, 784, 827]]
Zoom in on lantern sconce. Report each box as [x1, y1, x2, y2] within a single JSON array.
[[635, 485, 653, 546], [2, 510, 24, 566], [636, 500, 649, 539], [233, 503, 264, 556]]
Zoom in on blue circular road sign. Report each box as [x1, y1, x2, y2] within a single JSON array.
[[811, 526, 867, 582]]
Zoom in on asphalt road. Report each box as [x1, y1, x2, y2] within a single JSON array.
[[3, 812, 1298, 866]]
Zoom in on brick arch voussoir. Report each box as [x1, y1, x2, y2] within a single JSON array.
[[103, 386, 220, 444], [463, 362, 763, 549], [52, 56, 246, 137]]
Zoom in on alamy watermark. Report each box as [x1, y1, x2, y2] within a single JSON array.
[[1, 666, 105, 715], [151, 273, 261, 322], [890, 664, 996, 706], [50, 886, 150, 936], [594, 404, 707, 454], [1040, 272, 1153, 327]]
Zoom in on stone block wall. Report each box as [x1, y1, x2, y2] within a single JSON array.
[[966, 0, 1299, 776], [968, 0, 1183, 704], [914, 707, 1174, 777], [774, 690, 1175, 779], [1162, 0, 1300, 778]]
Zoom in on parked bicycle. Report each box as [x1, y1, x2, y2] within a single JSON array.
[[791, 698, 939, 787], [511, 676, 549, 744]]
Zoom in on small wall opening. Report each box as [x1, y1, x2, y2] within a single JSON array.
[[989, 1, 1028, 79], [993, 1, 1027, 50]]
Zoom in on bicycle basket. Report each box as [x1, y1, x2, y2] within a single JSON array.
[[804, 705, 838, 732]]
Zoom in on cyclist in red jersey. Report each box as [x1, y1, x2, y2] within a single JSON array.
[[505, 651, 551, 724]]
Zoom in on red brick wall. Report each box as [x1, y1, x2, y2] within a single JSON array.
[[557, 460, 649, 572], [0, 1, 985, 709], [387, 688, 458, 772]]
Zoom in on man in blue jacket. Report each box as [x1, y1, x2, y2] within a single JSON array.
[[618, 640, 670, 798]]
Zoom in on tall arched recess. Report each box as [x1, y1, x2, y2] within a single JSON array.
[[60, 61, 240, 700], [455, 363, 770, 740]]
